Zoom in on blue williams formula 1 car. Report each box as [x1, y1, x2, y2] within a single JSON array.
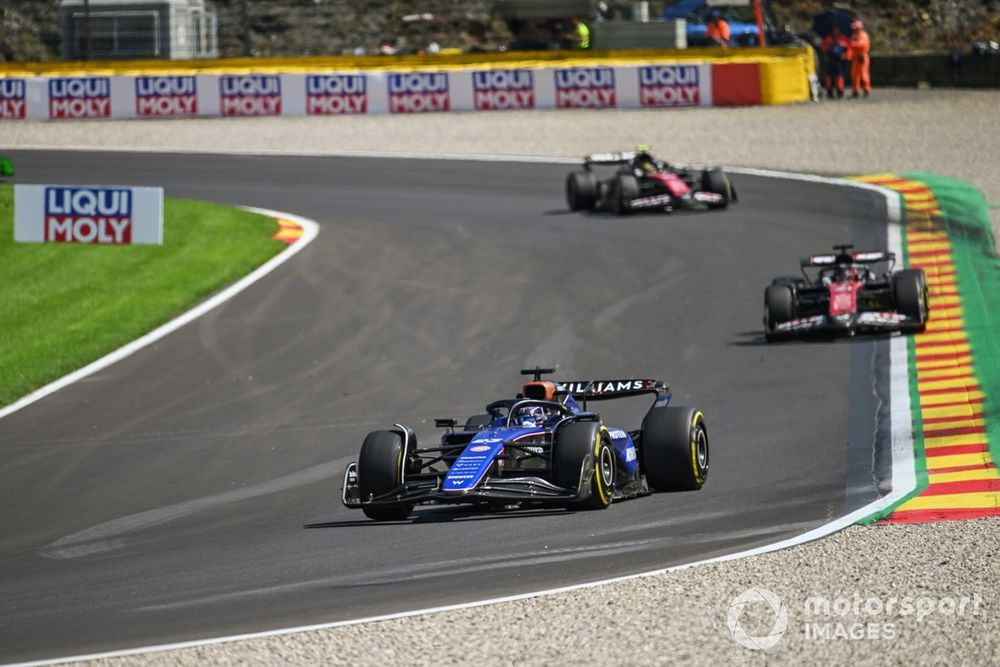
[[342, 369, 709, 521]]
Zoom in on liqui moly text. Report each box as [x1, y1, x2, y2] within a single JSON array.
[[136, 76, 198, 117], [472, 70, 534, 110], [44, 187, 132, 244], [220, 75, 281, 116], [554, 68, 616, 109], [638, 65, 700, 107], [387, 72, 449, 113], [306, 75, 367, 115], [0, 79, 26, 119], [49, 77, 111, 119]]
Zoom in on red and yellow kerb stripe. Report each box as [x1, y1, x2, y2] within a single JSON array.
[[856, 174, 1000, 523], [273, 217, 304, 244]]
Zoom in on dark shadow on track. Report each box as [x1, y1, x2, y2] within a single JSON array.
[[730, 330, 906, 347], [304, 506, 573, 529]]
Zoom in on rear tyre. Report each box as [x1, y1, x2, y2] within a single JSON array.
[[553, 422, 614, 510], [566, 171, 597, 211], [701, 168, 733, 209], [764, 284, 795, 339], [641, 407, 708, 492], [464, 414, 493, 431], [893, 269, 929, 332], [357, 430, 413, 521], [610, 173, 640, 215]]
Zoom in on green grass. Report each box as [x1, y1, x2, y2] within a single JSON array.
[[0, 185, 286, 407]]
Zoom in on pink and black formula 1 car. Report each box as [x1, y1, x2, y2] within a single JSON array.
[[565, 147, 736, 215], [764, 245, 929, 341]]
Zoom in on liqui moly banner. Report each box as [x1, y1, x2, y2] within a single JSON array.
[[136, 76, 198, 117], [637, 65, 707, 107], [14, 185, 164, 245], [472, 70, 534, 110], [49, 77, 111, 119], [0, 79, 27, 119], [387, 72, 449, 113], [220, 75, 282, 117], [306, 74, 367, 115], [4, 60, 771, 120], [554, 67, 616, 109]]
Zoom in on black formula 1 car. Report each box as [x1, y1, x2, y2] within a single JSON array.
[[764, 244, 929, 341], [565, 146, 736, 214], [342, 368, 709, 521]]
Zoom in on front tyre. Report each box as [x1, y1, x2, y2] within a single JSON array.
[[764, 284, 795, 340], [641, 407, 708, 491], [701, 168, 733, 209], [893, 269, 929, 333], [553, 422, 614, 509], [610, 173, 640, 215], [357, 430, 413, 521]]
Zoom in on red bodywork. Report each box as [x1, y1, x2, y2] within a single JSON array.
[[828, 280, 863, 316], [648, 171, 692, 197]]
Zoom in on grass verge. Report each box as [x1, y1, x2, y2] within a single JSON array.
[[0, 184, 285, 407]]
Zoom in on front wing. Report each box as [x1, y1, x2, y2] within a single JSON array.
[[768, 311, 919, 338], [341, 462, 585, 509], [623, 190, 725, 211]]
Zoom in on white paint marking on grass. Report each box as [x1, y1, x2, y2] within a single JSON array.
[[0, 208, 319, 421], [6, 164, 918, 667]]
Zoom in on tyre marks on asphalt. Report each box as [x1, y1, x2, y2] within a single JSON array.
[[855, 174, 1000, 522]]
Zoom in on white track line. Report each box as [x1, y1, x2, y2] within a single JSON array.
[[3, 154, 916, 667], [0, 208, 319, 422]]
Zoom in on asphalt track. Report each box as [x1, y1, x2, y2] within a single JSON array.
[[0, 151, 892, 663]]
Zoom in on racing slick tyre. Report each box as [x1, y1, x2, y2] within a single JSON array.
[[764, 284, 795, 340], [464, 414, 493, 431], [893, 268, 929, 333], [553, 421, 614, 510], [566, 171, 597, 211], [357, 430, 413, 521], [641, 407, 708, 492], [701, 168, 734, 209], [610, 173, 640, 215]]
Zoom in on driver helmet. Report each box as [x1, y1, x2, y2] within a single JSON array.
[[835, 265, 855, 282], [515, 405, 546, 427]]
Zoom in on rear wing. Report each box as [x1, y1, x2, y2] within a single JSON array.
[[583, 151, 637, 167], [800, 250, 895, 268], [554, 379, 669, 401], [519, 369, 671, 408]]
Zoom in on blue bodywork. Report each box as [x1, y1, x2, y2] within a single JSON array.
[[443, 429, 516, 493], [443, 395, 640, 494]]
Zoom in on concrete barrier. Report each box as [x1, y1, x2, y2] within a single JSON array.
[[0, 47, 816, 120], [871, 53, 1000, 88]]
